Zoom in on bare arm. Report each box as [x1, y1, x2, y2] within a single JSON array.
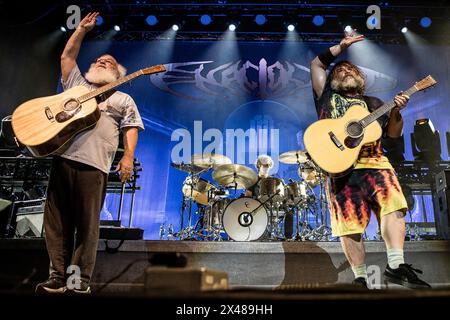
[[61, 12, 99, 81], [310, 34, 364, 99], [115, 127, 139, 182], [386, 95, 409, 138]]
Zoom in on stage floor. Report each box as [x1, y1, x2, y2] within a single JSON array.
[[1, 239, 449, 293]]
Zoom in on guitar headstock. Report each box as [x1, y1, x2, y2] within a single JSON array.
[[142, 64, 166, 75], [414, 75, 437, 91]]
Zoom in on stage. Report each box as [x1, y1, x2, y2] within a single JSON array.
[[1, 239, 449, 293]]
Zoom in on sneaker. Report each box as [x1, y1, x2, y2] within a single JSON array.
[[384, 264, 432, 289], [35, 277, 67, 294], [352, 277, 369, 289], [67, 280, 91, 294]]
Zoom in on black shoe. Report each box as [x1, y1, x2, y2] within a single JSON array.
[[352, 277, 369, 289], [384, 264, 432, 289], [67, 280, 91, 294], [35, 277, 67, 294]]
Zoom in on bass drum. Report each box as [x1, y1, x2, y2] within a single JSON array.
[[222, 197, 268, 241]]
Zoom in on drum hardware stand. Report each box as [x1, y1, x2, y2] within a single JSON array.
[[176, 165, 210, 240], [247, 190, 281, 240], [308, 169, 332, 241]]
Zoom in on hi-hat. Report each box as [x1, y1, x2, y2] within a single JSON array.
[[170, 162, 204, 174], [279, 150, 309, 164], [191, 153, 232, 169], [212, 164, 258, 190]]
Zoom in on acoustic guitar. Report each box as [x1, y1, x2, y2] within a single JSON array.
[[11, 64, 166, 157], [303, 75, 437, 176]]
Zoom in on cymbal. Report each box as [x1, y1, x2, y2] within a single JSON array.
[[212, 164, 258, 190], [170, 162, 204, 174], [191, 153, 232, 169], [279, 150, 309, 164]]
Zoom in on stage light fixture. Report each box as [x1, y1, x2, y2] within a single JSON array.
[[146, 15, 158, 26], [172, 24, 179, 31], [344, 25, 353, 34], [313, 15, 324, 26], [60, 26, 67, 32], [255, 14, 266, 26], [200, 14, 212, 26], [114, 25, 121, 32], [96, 15, 103, 26], [411, 118, 442, 162], [420, 17, 432, 28], [228, 24, 236, 31], [401, 26, 408, 33], [287, 24, 295, 32]]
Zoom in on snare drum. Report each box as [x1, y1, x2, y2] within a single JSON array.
[[258, 177, 285, 203]]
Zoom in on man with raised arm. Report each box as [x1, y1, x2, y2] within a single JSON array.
[[36, 12, 144, 294], [309, 31, 430, 289]]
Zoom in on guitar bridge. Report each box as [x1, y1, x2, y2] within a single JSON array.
[[328, 131, 345, 151]]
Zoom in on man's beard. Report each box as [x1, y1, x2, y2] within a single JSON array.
[[330, 74, 364, 94], [85, 65, 119, 85]]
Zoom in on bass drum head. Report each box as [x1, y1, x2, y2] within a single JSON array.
[[222, 197, 268, 241]]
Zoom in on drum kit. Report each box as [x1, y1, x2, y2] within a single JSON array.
[[171, 150, 332, 242]]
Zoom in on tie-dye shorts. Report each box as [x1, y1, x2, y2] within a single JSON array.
[[327, 169, 408, 237]]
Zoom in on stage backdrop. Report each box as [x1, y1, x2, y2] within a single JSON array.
[[65, 39, 450, 239]]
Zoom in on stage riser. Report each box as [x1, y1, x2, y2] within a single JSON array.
[[0, 240, 449, 292]]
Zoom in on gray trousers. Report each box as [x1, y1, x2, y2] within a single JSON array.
[[44, 157, 107, 282]]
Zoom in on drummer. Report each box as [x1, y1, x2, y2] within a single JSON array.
[[245, 154, 274, 198]]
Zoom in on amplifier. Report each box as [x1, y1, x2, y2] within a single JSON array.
[[433, 170, 450, 239], [145, 267, 229, 292]]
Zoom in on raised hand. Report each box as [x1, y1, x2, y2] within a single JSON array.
[[339, 32, 365, 50], [78, 12, 99, 32]]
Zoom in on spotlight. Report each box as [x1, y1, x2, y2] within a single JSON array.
[[255, 14, 266, 26], [200, 14, 212, 26], [411, 118, 442, 162], [313, 15, 324, 26], [401, 26, 408, 33], [420, 17, 432, 28], [344, 25, 353, 34], [287, 24, 295, 32], [172, 24, 179, 31], [114, 25, 120, 32], [60, 26, 67, 32], [96, 15, 103, 26], [146, 15, 158, 26], [228, 24, 236, 31]]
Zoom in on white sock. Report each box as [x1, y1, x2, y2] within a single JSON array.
[[387, 248, 404, 269], [351, 264, 367, 279]]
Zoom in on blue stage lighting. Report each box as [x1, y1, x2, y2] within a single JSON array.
[[229, 24, 236, 31], [200, 14, 212, 25], [313, 15, 324, 26], [420, 17, 432, 28], [146, 15, 158, 26], [172, 24, 179, 31], [96, 16, 103, 26], [114, 25, 120, 32], [255, 14, 266, 26], [287, 24, 295, 32], [60, 26, 67, 32]]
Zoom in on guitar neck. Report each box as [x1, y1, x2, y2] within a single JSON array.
[[360, 85, 418, 128], [78, 69, 144, 103]]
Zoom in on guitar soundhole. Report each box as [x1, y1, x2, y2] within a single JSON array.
[[63, 99, 80, 112], [346, 121, 364, 138]]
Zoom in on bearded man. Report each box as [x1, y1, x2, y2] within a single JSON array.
[[36, 12, 144, 294], [310, 32, 430, 289]]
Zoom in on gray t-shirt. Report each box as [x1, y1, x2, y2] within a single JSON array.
[[59, 65, 144, 173]]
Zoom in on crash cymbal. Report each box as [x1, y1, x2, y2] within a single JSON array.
[[279, 150, 309, 164], [191, 153, 232, 169], [212, 164, 258, 190], [170, 162, 204, 174]]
